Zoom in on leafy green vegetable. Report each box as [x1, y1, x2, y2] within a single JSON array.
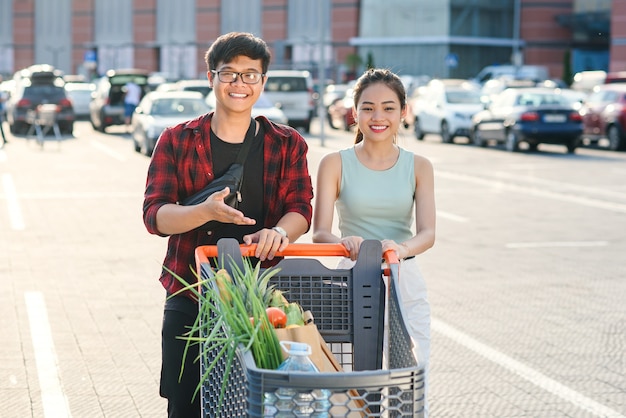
[[166, 256, 284, 413]]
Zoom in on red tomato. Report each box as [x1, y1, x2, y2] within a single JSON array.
[[265, 307, 287, 328]]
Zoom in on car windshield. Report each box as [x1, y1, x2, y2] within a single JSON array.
[[110, 74, 148, 86], [446, 89, 482, 104], [516, 93, 571, 106], [151, 98, 208, 116], [23, 85, 66, 100], [265, 77, 307, 92]]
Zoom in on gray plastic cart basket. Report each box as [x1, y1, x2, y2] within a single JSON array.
[[194, 238, 425, 417]]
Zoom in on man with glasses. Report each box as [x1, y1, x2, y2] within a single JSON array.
[[143, 32, 314, 418]]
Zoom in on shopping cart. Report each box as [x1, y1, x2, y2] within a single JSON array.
[[25, 104, 62, 148], [194, 238, 425, 417]]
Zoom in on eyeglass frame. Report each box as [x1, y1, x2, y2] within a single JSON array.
[[210, 70, 265, 84]]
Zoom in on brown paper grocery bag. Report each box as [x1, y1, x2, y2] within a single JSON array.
[[274, 323, 342, 372], [273, 324, 368, 417]]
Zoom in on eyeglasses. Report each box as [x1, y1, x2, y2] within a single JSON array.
[[211, 70, 265, 84]]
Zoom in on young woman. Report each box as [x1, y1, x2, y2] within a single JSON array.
[[313, 68, 436, 416]]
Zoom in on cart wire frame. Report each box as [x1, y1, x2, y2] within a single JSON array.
[[194, 238, 425, 417]]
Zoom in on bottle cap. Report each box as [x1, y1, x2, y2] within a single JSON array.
[[280, 341, 312, 355]]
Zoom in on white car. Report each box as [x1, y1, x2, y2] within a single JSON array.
[[413, 79, 484, 144], [65, 82, 95, 119], [131, 91, 210, 156], [263, 70, 315, 132]]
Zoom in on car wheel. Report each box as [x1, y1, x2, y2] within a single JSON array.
[[342, 116, 351, 132], [414, 118, 424, 140], [607, 125, 623, 151], [132, 132, 141, 153], [60, 122, 73, 135], [97, 112, 107, 132], [326, 111, 337, 130], [505, 131, 520, 152], [441, 121, 453, 143], [142, 139, 154, 157], [566, 137, 579, 154], [471, 127, 486, 147]]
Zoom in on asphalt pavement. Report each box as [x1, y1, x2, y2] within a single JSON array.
[[1, 119, 625, 417]]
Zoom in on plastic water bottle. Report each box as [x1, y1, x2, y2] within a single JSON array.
[[264, 341, 331, 417]]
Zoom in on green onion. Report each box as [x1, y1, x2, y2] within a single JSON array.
[[166, 256, 284, 413]]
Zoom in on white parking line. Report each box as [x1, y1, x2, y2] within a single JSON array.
[[437, 210, 468, 222], [2, 173, 25, 230], [506, 240, 609, 249], [432, 318, 626, 418], [437, 170, 626, 213], [89, 139, 127, 161], [25, 291, 72, 418]]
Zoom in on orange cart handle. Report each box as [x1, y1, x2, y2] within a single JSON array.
[[196, 243, 349, 264], [196, 243, 400, 266]]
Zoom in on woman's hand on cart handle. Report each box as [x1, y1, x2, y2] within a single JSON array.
[[383, 249, 400, 265]]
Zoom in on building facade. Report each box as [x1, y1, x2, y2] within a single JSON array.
[[0, 0, 358, 83], [0, 0, 622, 83]]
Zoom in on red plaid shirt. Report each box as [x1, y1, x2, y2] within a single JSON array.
[[143, 114, 313, 299]]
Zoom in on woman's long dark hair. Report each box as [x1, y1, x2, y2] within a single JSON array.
[[351, 68, 407, 144]]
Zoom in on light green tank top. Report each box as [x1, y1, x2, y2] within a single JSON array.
[[337, 147, 415, 242]]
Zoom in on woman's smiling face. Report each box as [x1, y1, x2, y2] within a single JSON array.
[[355, 82, 406, 140]]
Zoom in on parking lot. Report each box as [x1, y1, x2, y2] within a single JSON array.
[[1, 120, 625, 417]]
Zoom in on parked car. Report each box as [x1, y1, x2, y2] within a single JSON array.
[[604, 71, 626, 85], [205, 91, 288, 125], [322, 83, 351, 127], [327, 87, 356, 131], [571, 70, 607, 93], [470, 87, 583, 153], [65, 82, 95, 120], [89, 68, 149, 132], [5, 64, 75, 134], [174, 79, 212, 97], [412, 79, 483, 143], [131, 91, 210, 156], [480, 77, 538, 105], [472, 65, 549, 84], [579, 83, 626, 151], [264, 70, 315, 132]]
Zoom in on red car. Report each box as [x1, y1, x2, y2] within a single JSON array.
[[580, 84, 626, 151]]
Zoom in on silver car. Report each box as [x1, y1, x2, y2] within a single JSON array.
[[65, 82, 95, 120], [263, 70, 315, 132], [131, 91, 210, 156]]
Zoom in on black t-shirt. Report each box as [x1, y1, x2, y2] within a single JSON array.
[[208, 121, 265, 244]]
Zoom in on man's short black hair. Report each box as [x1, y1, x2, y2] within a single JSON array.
[[205, 32, 271, 74]]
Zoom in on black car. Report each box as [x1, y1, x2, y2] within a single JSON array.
[[5, 64, 75, 135], [89, 68, 149, 132], [471, 87, 584, 153]]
